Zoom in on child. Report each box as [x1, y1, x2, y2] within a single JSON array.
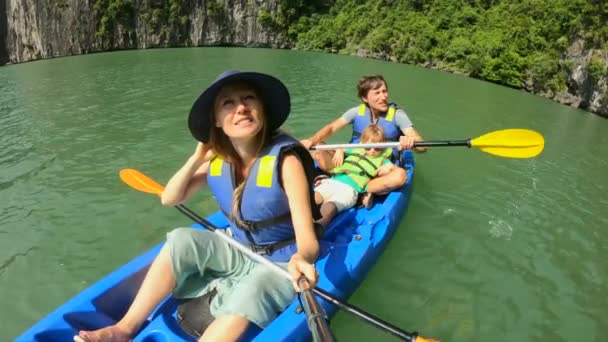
[[314, 124, 396, 227]]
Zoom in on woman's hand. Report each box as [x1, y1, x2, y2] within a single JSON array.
[[192, 142, 214, 163], [288, 253, 318, 291], [332, 149, 345, 167]]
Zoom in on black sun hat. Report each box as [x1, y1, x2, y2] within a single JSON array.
[[188, 70, 291, 143]]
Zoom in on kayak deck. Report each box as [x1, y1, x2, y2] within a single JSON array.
[[16, 151, 414, 342]]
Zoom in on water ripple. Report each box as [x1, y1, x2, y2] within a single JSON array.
[[0, 246, 38, 276]]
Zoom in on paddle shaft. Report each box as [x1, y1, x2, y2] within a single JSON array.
[[173, 204, 419, 341], [310, 140, 470, 151], [298, 277, 336, 342]]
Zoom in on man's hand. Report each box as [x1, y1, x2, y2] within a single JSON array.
[[300, 139, 315, 150], [398, 135, 416, 151]]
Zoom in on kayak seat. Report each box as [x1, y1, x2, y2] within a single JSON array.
[[176, 288, 217, 338], [175, 288, 266, 340]]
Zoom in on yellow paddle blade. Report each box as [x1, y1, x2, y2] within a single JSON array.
[[414, 337, 440, 342], [470, 129, 544, 159], [119, 169, 165, 196]]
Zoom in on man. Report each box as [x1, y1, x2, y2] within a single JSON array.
[[302, 75, 425, 200]]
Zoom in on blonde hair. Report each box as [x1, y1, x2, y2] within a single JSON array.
[[360, 124, 386, 143], [207, 81, 272, 230]]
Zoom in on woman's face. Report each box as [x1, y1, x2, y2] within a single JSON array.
[[213, 82, 264, 140], [362, 82, 389, 113]]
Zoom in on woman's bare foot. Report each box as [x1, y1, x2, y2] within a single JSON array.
[[73, 325, 131, 342], [361, 193, 374, 209]]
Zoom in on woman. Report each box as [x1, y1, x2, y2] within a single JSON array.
[[302, 75, 425, 202], [75, 70, 321, 342]]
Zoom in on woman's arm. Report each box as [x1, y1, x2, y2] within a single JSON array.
[[281, 153, 320, 289], [161, 143, 214, 206]]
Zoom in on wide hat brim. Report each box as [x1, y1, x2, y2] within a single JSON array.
[[188, 71, 290, 143]]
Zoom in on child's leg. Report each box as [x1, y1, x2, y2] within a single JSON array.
[[314, 191, 324, 206], [314, 189, 337, 227], [317, 201, 338, 228], [314, 179, 357, 228], [311, 150, 335, 173], [361, 192, 374, 209]]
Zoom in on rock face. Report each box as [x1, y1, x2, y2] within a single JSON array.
[[2, 0, 288, 63], [556, 38, 608, 117], [0, 0, 7, 64], [5, 0, 96, 62]]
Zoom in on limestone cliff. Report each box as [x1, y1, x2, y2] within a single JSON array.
[[555, 38, 608, 117], [0, 0, 7, 64], [5, 0, 96, 62], [2, 0, 288, 64]]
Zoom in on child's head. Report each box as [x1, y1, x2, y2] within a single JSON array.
[[360, 124, 386, 157]]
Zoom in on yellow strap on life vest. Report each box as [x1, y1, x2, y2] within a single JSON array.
[[256, 156, 275, 188], [358, 103, 395, 121], [358, 104, 366, 116], [210, 157, 224, 177], [386, 107, 396, 121]]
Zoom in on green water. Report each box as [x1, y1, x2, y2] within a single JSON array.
[[1, 48, 606, 341]]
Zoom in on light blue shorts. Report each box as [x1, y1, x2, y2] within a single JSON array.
[[167, 228, 295, 328]]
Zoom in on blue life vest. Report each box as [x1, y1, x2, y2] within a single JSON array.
[[206, 134, 318, 262], [350, 103, 402, 143]]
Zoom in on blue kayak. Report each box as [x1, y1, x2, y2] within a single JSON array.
[[16, 150, 414, 342]]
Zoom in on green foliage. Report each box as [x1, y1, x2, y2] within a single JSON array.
[[588, 52, 608, 80], [257, 0, 334, 39], [140, 0, 190, 42], [94, 0, 190, 45], [258, 9, 281, 31], [206, 0, 225, 21], [528, 52, 566, 92], [286, 0, 608, 94], [94, 0, 135, 41]]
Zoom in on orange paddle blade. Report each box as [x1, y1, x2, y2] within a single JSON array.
[[119, 169, 165, 196]]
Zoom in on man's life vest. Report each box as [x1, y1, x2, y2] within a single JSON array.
[[350, 103, 402, 143]]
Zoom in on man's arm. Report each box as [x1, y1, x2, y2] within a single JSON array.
[[302, 117, 349, 148], [402, 126, 426, 152], [395, 109, 426, 152]]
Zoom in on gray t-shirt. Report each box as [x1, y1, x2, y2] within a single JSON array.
[[342, 105, 413, 130]]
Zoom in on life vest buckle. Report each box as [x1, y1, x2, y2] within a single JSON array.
[[240, 219, 256, 230], [250, 244, 273, 255], [248, 238, 296, 256]]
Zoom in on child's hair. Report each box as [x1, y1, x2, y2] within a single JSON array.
[[360, 124, 386, 143]]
